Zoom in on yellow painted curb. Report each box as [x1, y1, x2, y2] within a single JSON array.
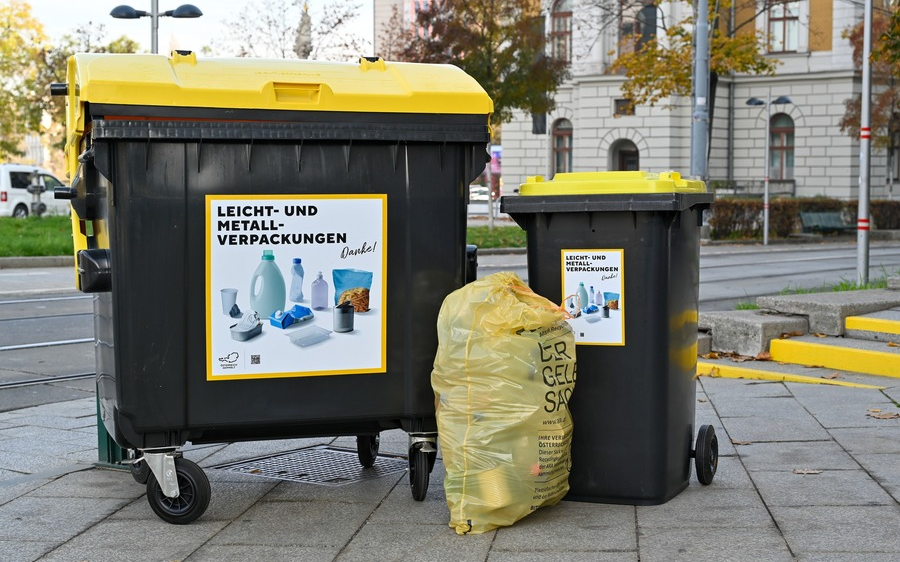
[[696, 361, 885, 389], [845, 316, 900, 336], [769, 338, 900, 379]]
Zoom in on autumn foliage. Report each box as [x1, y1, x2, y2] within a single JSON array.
[[381, 0, 569, 126], [609, 0, 778, 109], [839, 8, 900, 150]]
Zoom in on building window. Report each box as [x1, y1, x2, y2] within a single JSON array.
[[768, 1, 799, 53], [614, 99, 635, 116], [619, 0, 657, 55], [892, 134, 900, 184], [552, 118, 573, 176], [770, 113, 794, 180], [551, 0, 572, 63], [636, 3, 657, 50]]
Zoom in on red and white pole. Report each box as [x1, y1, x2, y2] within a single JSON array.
[[857, 1, 872, 285]]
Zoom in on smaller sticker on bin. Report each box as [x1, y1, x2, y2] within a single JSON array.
[[560, 249, 625, 346]]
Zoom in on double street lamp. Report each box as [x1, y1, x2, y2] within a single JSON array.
[[110, 1, 203, 54], [746, 92, 792, 245]]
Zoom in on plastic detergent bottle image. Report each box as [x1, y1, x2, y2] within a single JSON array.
[[577, 282, 589, 309], [311, 271, 329, 310], [249, 249, 286, 319], [289, 257, 305, 302]]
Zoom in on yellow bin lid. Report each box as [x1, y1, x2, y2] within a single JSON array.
[[519, 171, 706, 196], [68, 52, 494, 116]]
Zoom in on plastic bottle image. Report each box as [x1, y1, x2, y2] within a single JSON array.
[[249, 249, 286, 319], [311, 271, 329, 310], [289, 257, 305, 302], [589, 285, 595, 305], [577, 282, 589, 309]]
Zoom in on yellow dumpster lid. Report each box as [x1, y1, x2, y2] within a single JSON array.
[[69, 52, 494, 115], [519, 171, 706, 195]]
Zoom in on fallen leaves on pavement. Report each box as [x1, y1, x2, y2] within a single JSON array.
[[792, 469, 823, 475], [867, 409, 900, 419], [779, 331, 804, 339], [887, 341, 900, 348], [701, 350, 774, 363], [821, 373, 841, 380]]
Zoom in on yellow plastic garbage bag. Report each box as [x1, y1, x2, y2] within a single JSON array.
[[432, 271, 576, 535]]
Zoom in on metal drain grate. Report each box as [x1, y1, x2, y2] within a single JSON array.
[[210, 445, 408, 486]]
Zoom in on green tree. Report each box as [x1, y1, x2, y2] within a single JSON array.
[[387, 0, 569, 127], [609, 0, 778, 109], [0, 0, 47, 159]]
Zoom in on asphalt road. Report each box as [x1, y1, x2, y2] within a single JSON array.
[[476, 238, 900, 311], [2, 237, 900, 411]]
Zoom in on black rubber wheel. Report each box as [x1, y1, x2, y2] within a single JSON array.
[[146, 457, 211, 524], [356, 434, 380, 468], [409, 446, 431, 501], [694, 424, 719, 485], [130, 457, 151, 484], [12, 204, 28, 219]]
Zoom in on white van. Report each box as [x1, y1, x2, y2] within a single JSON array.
[[0, 163, 71, 218]]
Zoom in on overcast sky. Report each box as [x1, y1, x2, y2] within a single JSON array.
[[26, 0, 374, 55]]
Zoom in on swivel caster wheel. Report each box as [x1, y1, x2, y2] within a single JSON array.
[[130, 456, 151, 484], [146, 457, 211, 524], [409, 445, 436, 501]]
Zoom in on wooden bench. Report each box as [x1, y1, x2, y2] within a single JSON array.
[[799, 212, 855, 234]]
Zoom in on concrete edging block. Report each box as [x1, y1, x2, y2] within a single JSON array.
[[756, 290, 900, 336], [699, 310, 808, 357]]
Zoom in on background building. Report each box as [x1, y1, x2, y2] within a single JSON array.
[[374, 0, 425, 53], [503, 0, 890, 200], [376, 0, 890, 201]]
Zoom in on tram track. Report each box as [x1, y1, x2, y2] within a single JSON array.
[[0, 338, 93, 352], [0, 372, 94, 390], [0, 292, 94, 354], [700, 247, 900, 270]]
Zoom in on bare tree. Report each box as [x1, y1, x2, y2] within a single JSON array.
[[309, 0, 370, 60], [217, 0, 370, 60], [571, 0, 650, 62], [376, 5, 409, 61]]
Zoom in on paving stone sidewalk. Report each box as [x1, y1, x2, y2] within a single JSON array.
[[0, 371, 897, 562]]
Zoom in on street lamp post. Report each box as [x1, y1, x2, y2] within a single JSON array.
[[747, 92, 792, 245], [110, 1, 203, 54]]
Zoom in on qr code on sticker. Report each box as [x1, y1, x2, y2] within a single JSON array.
[[250, 355, 260, 365]]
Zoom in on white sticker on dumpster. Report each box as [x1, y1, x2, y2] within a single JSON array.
[[560, 249, 624, 346], [205, 195, 387, 380]]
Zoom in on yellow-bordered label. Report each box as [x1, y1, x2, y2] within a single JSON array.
[[205, 194, 387, 380], [560, 249, 625, 346]]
